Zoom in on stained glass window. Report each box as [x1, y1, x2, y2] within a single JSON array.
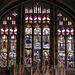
[[25, 3, 51, 67], [0, 10, 18, 67], [43, 24, 50, 65], [57, 10, 74, 68], [25, 24, 32, 67], [34, 24, 41, 65]]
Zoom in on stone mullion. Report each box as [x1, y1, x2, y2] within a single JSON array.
[[16, 6, 20, 65], [53, 5, 55, 68], [41, 24, 43, 67], [65, 21, 67, 69], [41, 3, 43, 67], [7, 18, 10, 68], [22, 5, 25, 66], [74, 22, 75, 68], [32, 4, 34, 66]]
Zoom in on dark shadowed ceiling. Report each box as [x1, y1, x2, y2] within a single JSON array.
[[0, 0, 75, 18]]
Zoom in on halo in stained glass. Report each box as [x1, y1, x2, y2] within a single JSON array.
[[43, 28, 50, 35]]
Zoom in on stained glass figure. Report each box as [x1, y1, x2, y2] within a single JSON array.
[[9, 52, 16, 67], [43, 36, 50, 49], [67, 53, 74, 61], [0, 53, 7, 67], [58, 43, 65, 52], [25, 35, 32, 49], [25, 50, 32, 67], [1, 35, 7, 52], [58, 36, 65, 44], [9, 35, 16, 67], [10, 35, 16, 52], [34, 50, 41, 65], [67, 36, 74, 52], [43, 50, 50, 60], [58, 53, 65, 60], [25, 28, 32, 35], [0, 35, 7, 67], [34, 36, 41, 49], [34, 28, 41, 35], [43, 28, 50, 35]]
